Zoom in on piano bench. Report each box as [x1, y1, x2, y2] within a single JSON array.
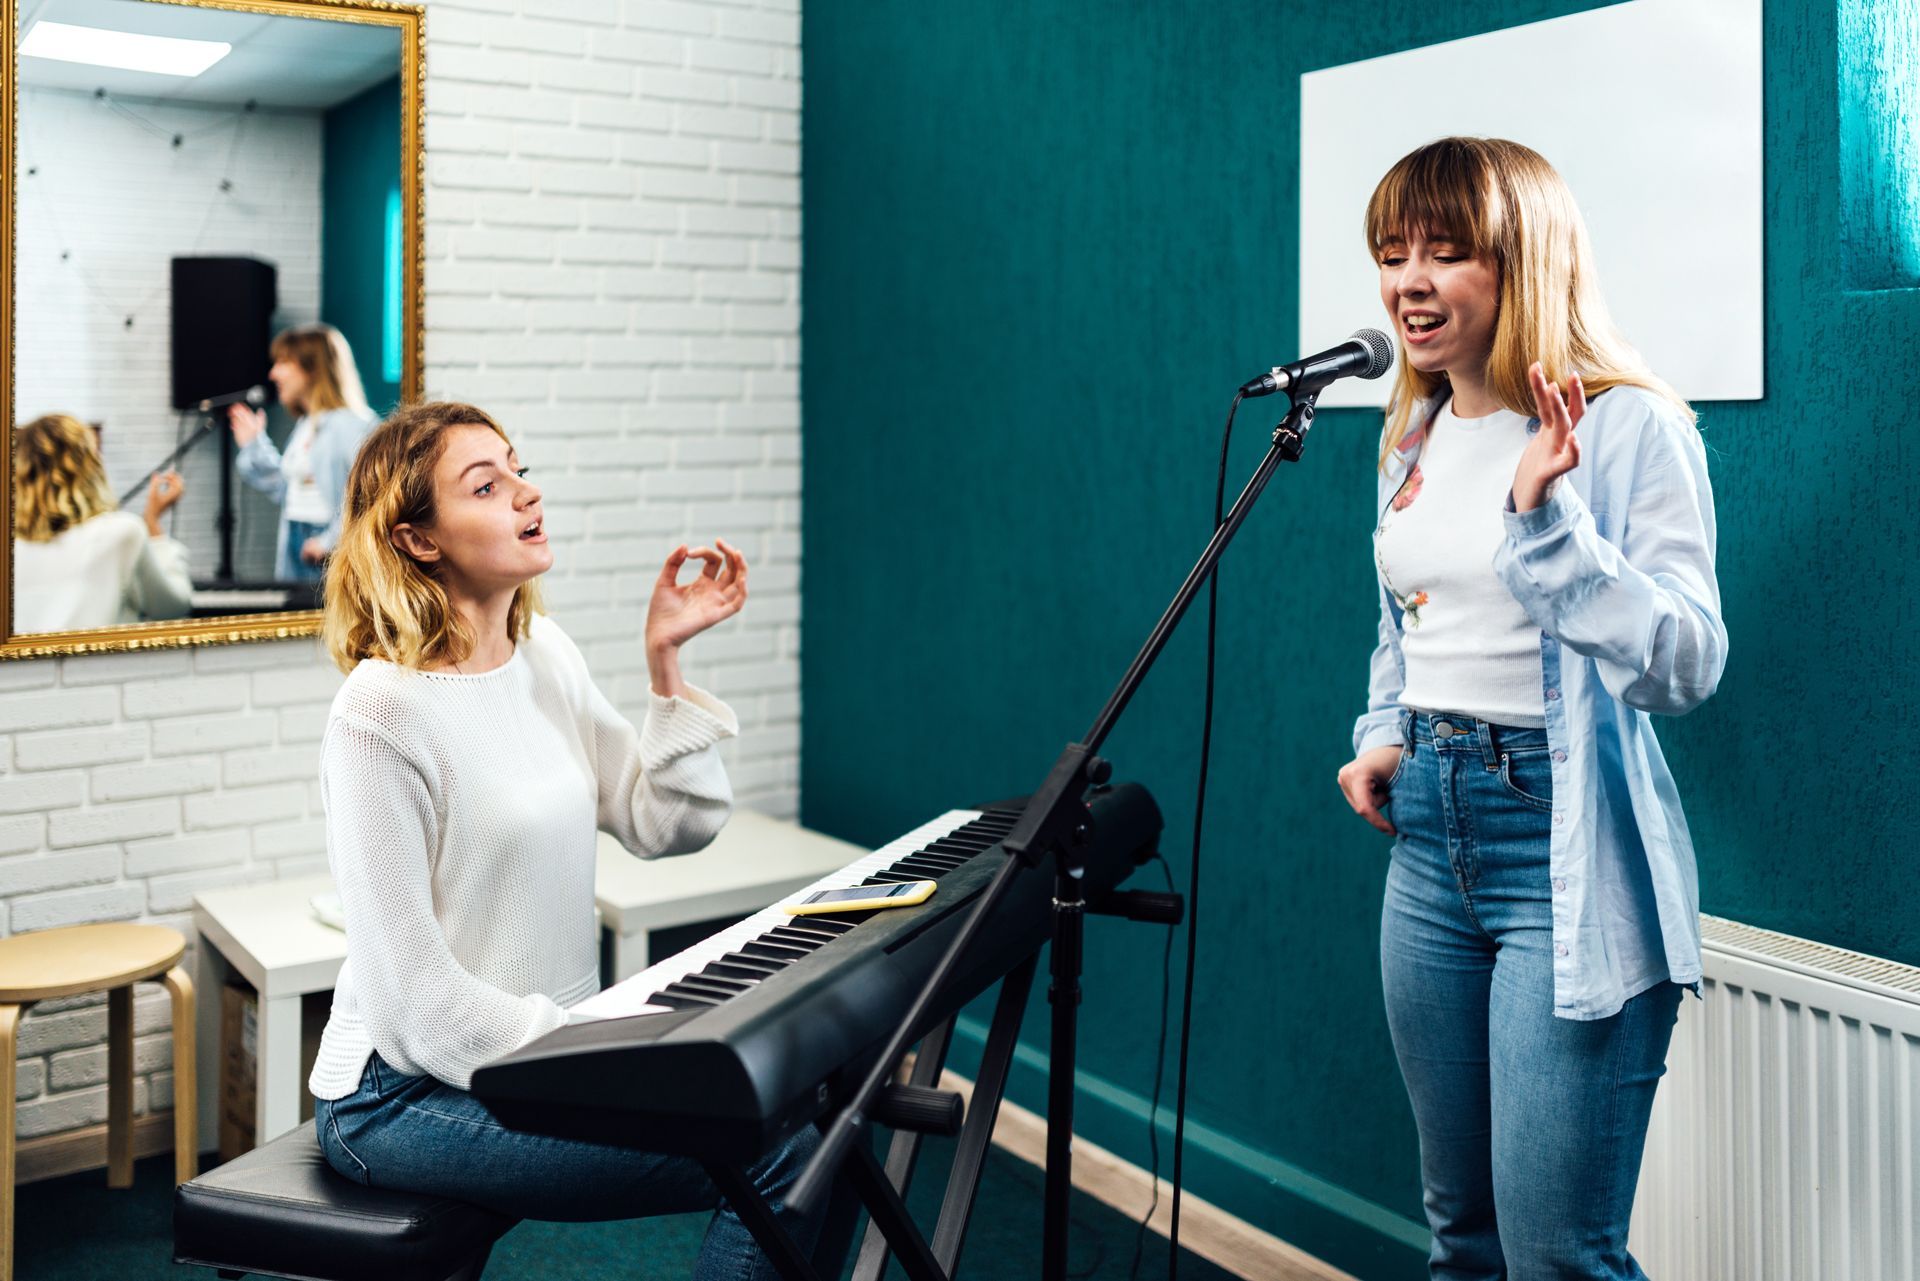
[[172, 1126, 517, 1281]]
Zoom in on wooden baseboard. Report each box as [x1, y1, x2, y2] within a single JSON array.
[[940, 1071, 1359, 1281], [14, 1111, 180, 1186]]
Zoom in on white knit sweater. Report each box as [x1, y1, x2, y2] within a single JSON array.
[[308, 613, 737, 1098]]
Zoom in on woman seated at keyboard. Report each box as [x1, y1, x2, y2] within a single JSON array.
[[12, 412, 193, 632], [307, 400, 854, 1281]]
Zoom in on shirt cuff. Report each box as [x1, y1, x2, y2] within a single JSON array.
[[1503, 480, 1586, 540], [643, 683, 739, 761]]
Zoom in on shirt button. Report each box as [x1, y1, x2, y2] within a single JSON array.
[[1555, 943, 1569, 957], [1553, 877, 1567, 892], [1546, 688, 1561, 701], [1552, 812, 1564, 826], [1552, 749, 1567, 763]]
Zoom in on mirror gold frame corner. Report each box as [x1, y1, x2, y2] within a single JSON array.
[[0, 0, 424, 661]]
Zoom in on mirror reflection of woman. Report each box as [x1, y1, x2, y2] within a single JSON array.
[[1337, 138, 1726, 1280], [13, 413, 193, 632], [228, 323, 378, 582]]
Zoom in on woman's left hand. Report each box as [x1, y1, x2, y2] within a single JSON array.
[[644, 538, 749, 696], [1512, 361, 1585, 512], [300, 536, 329, 565]]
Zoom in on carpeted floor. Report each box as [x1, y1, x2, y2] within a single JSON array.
[[17, 1139, 1240, 1280]]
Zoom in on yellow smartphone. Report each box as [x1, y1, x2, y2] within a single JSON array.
[[786, 879, 936, 915]]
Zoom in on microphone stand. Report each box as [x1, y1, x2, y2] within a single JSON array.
[[119, 409, 243, 582], [117, 414, 217, 507], [789, 388, 1324, 1280]]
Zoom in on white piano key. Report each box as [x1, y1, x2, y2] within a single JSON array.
[[568, 810, 984, 1022]]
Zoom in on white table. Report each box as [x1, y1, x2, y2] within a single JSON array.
[[595, 810, 865, 982], [193, 811, 867, 1150], [191, 873, 346, 1153]]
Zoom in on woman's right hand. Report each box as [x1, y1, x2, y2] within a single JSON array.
[[1337, 744, 1405, 835], [228, 403, 266, 447], [142, 471, 185, 536]]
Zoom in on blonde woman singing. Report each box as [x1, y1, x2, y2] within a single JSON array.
[[308, 401, 853, 1280], [228, 323, 378, 581], [1336, 138, 1726, 1280]]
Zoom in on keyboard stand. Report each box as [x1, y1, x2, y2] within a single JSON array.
[[708, 953, 1041, 1281]]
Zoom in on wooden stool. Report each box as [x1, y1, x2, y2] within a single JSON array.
[[0, 923, 196, 1281]]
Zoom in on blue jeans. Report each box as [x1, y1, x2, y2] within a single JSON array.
[[281, 518, 327, 582], [315, 1052, 858, 1281], [1380, 711, 1681, 1280]]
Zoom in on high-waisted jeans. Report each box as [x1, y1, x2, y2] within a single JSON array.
[[1380, 711, 1681, 1281], [315, 1052, 860, 1281]]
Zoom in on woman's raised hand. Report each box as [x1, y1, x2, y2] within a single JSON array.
[[228, 403, 267, 447], [1337, 745, 1404, 836], [142, 471, 185, 536], [643, 538, 749, 695], [1512, 361, 1585, 512]]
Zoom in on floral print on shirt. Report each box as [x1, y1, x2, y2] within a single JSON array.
[[1377, 464, 1429, 627]]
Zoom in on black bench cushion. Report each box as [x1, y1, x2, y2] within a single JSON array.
[[173, 1126, 517, 1281]]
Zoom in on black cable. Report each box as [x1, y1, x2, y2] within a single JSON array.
[[1167, 390, 1242, 1279], [1127, 850, 1178, 1281]]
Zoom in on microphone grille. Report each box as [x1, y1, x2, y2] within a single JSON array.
[[1349, 328, 1394, 380]]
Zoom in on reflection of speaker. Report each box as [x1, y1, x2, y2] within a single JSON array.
[[170, 257, 277, 410]]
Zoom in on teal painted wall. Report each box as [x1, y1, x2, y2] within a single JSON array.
[[800, 4, 1919, 1276], [322, 77, 402, 416]]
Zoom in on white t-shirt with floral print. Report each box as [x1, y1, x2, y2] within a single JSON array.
[[1373, 400, 1547, 728]]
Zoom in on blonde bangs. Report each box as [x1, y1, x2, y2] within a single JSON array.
[[321, 402, 544, 675], [1366, 137, 1693, 469], [1363, 140, 1502, 263]]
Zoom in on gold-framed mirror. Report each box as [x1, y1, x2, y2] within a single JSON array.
[[0, 0, 421, 659]]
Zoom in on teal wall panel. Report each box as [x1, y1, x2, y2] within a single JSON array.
[[801, 3, 1918, 1274], [322, 76, 402, 416]]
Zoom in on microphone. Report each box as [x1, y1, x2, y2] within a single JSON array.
[[1239, 329, 1394, 398], [196, 385, 272, 413]]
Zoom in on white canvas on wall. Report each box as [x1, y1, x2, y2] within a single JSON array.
[[1298, 0, 1763, 409]]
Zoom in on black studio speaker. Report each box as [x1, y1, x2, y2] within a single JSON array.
[[171, 257, 277, 411]]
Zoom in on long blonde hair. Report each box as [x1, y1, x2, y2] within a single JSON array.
[[323, 401, 543, 673], [14, 414, 117, 542], [1364, 137, 1691, 466], [273, 323, 371, 419]]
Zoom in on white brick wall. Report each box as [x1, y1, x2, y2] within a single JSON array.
[[16, 85, 325, 583], [1, 0, 801, 1152]]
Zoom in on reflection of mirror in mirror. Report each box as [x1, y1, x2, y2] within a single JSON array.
[[13, 0, 401, 634]]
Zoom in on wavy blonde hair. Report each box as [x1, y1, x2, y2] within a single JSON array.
[[14, 414, 117, 542], [323, 401, 543, 673], [273, 323, 371, 419], [1365, 137, 1692, 467]]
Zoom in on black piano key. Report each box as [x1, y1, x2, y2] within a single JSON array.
[[742, 939, 811, 961], [897, 857, 965, 873], [668, 977, 748, 1002], [765, 927, 828, 950], [925, 838, 991, 855], [866, 871, 925, 885], [890, 859, 953, 879], [719, 950, 788, 973], [686, 971, 756, 991], [776, 920, 850, 942], [704, 960, 774, 983], [651, 991, 722, 1011]]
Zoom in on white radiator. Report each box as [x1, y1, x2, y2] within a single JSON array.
[[1630, 915, 1920, 1280]]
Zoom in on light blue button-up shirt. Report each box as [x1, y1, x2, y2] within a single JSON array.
[[1353, 384, 1727, 1020]]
